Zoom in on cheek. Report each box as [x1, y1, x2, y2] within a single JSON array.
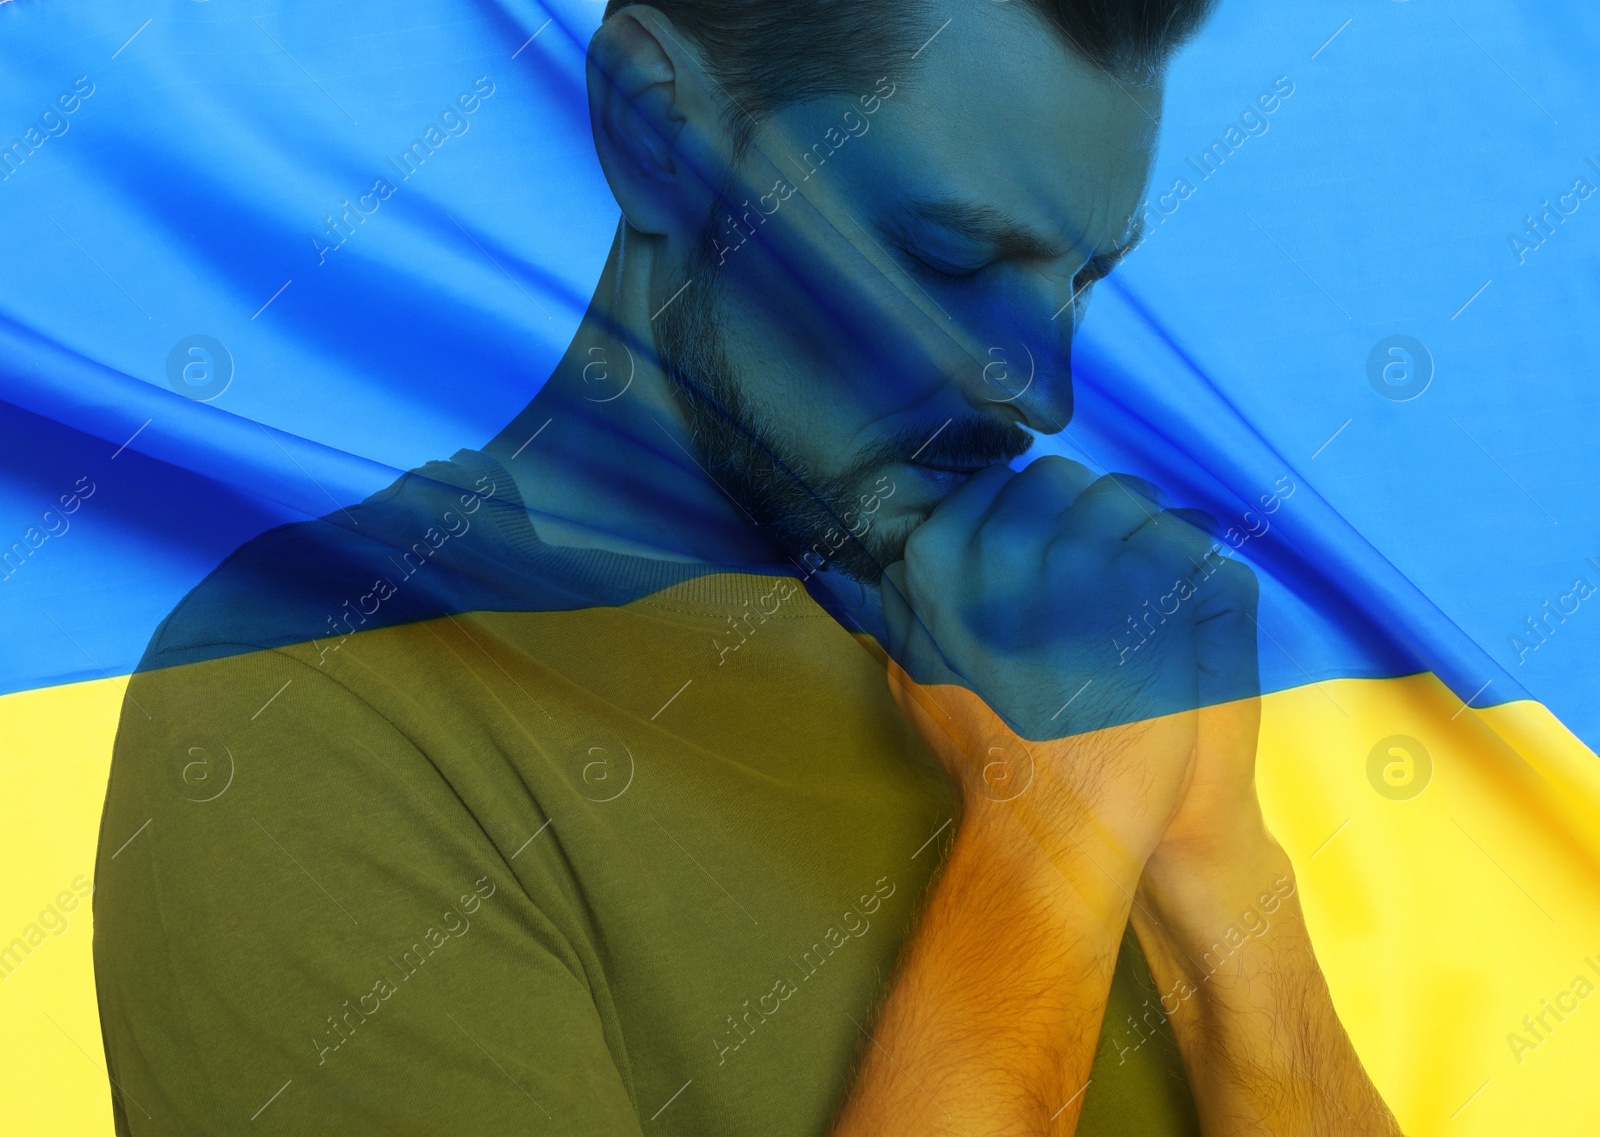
[[721, 283, 901, 420], [717, 217, 957, 411], [713, 304, 888, 476]]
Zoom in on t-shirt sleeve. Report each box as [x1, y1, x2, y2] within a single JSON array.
[[93, 641, 645, 1136]]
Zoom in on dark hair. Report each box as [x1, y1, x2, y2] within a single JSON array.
[[601, 0, 1217, 146]]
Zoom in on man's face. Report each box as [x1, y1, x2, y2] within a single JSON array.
[[655, 1, 1160, 582]]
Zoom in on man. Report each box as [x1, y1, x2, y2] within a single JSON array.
[[94, 1, 1401, 1134]]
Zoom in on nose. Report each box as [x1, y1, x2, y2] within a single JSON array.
[[952, 321, 1074, 435]]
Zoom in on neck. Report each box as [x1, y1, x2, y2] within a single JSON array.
[[484, 222, 785, 569]]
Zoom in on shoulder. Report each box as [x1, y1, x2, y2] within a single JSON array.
[[136, 453, 516, 671]]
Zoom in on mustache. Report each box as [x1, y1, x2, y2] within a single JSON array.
[[872, 416, 1033, 472]]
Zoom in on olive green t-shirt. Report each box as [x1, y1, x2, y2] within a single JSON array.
[[93, 450, 1198, 1135]]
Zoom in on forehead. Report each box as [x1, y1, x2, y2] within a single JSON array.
[[777, 3, 1161, 256]]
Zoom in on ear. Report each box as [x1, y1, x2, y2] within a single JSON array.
[[587, 6, 722, 237]]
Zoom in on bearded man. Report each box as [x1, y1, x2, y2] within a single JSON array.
[[94, 2, 1400, 1134]]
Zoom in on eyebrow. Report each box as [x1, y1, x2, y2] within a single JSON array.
[[901, 196, 1143, 277]]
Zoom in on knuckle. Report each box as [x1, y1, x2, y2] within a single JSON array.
[[1107, 471, 1162, 501], [1043, 529, 1090, 570], [900, 524, 924, 563], [974, 509, 1033, 552], [1027, 454, 1085, 483], [1130, 516, 1191, 559], [1218, 557, 1260, 597], [1196, 556, 1258, 606], [902, 519, 942, 572], [1155, 507, 1205, 539]]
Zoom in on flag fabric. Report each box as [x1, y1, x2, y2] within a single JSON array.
[[1, 1, 1597, 1134]]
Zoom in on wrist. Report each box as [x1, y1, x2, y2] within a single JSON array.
[[1131, 834, 1299, 987], [952, 723, 1192, 881], [1140, 810, 1284, 915], [956, 791, 1145, 940]]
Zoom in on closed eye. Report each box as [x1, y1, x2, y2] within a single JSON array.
[[1071, 247, 1130, 298], [892, 241, 986, 281], [911, 254, 986, 281]]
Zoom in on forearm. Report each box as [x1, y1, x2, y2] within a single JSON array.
[[830, 798, 1138, 1136], [1131, 837, 1400, 1136]]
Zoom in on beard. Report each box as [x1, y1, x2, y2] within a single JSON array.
[[653, 218, 1031, 584]]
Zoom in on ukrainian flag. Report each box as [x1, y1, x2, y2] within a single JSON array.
[[2, 1, 1597, 1133]]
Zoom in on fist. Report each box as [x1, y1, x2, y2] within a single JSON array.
[[881, 457, 1259, 859]]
